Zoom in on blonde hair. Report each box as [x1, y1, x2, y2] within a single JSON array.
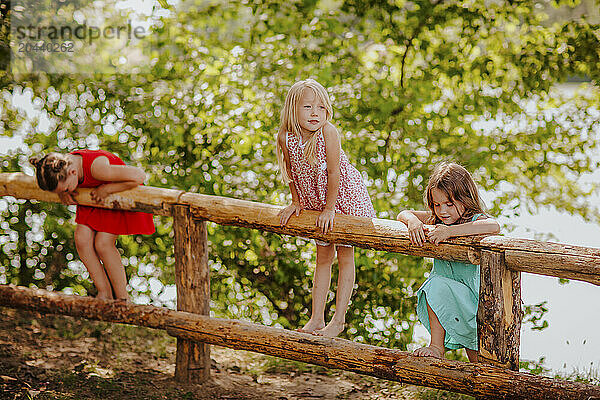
[[29, 152, 71, 191], [425, 162, 486, 225], [276, 79, 333, 184]]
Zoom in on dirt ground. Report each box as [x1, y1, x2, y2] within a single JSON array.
[[0, 307, 468, 400]]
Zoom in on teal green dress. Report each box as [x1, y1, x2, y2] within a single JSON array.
[[415, 214, 483, 351]]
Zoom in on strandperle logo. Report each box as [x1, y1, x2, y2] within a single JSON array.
[[15, 20, 147, 45], [10, 0, 158, 74]]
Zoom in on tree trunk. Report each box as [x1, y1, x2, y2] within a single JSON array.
[[173, 205, 211, 383], [478, 250, 521, 370]]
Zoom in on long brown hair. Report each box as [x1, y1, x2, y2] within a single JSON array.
[[425, 162, 486, 225], [29, 153, 71, 191]]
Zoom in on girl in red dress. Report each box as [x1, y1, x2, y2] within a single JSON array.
[[30, 149, 155, 301]]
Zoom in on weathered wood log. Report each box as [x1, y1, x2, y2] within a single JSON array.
[[182, 191, 476, 262], [504, 249, 600, 283], [478, 251, 522, 370], [1, 285, 599, 400], [481, 236, 600, 285], [2, 172, 599, 285], [0, 172, 180, 216], [0, 173, 475, 262], [180, 191, 600, 285], [173, 206, 211, 383]]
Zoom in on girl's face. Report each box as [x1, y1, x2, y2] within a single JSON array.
[[53, 167, 78, 194], [430, 187, 465, 225], [296, 88, 327, 134]]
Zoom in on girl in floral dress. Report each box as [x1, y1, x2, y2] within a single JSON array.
[[276, 79, 376, 337]]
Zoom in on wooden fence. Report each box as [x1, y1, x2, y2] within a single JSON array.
[[1, 172, 599, 399]]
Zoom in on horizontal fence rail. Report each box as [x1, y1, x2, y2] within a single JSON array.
[[2, 172, 599, 285], [1, 285, 599, 400]]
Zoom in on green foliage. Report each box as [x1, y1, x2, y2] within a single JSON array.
[[520, 356, 551, 375], [522, 301, 550, 331], [1, 0, 599, 351], [520, 355, 600, 385]]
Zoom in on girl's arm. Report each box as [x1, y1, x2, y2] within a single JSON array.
[[88, 156, 146, 202], [397, 210, 431, 225], [318, 122, 341, 233], [278, 131, 302, 225], [427, 216, 500, 245], [397, 210, 432, 246]]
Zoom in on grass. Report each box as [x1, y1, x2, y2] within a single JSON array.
[[556, 365, 600, 385], [521, 356, 600, 385], [30, 367, 202, 400], [419, 390, 475, 400], [259, 354, 330, 375]]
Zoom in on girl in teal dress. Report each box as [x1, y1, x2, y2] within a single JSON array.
[[397, 162, 500, 362]]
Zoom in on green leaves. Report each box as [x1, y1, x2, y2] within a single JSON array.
[[523, 301, 550, 331], [1, 0, 599, 348]]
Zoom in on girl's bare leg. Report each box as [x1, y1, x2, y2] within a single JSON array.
[[74, 224, 113, 299], [94, 232, 129, 301], [299, 243, 336, 333], [414, 298, 445, 358], [465, 348, 478, 363], [315, 245, 355, 337]]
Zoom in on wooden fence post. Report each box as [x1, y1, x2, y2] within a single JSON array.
[[173, 205, 211, 382], [478, 250, 522, 370]]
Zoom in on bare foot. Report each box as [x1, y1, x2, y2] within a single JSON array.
[[413, 344, 444, 358], [96, 293, 113, 300], [314, 320, 345, 337], [297, 319, 325, 334]]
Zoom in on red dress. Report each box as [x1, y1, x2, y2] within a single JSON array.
[[72, 149, 155, 235]]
